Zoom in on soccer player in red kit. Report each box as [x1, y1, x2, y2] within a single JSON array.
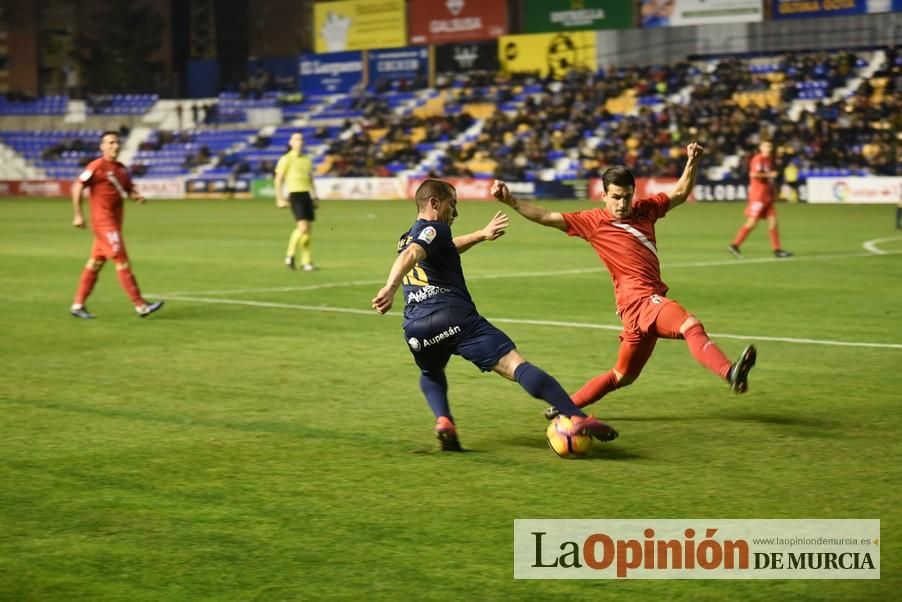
[[70, 131, 164, 319], [491, 142, 757, 421], [728, 141, 792, 258]]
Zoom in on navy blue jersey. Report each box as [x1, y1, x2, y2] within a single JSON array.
[[398, 219, 476, 324]]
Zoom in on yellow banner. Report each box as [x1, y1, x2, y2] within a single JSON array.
[[498, 31, 597, 79], [313, 0, 407, 53]]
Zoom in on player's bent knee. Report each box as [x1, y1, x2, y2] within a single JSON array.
[[618, 374, 638, 387], [86, 259, 105, 271], [612, 369, 637, 387], [493, 349, 525, 381], [679, 315, 700, 334], [115, 261, 130, 271]]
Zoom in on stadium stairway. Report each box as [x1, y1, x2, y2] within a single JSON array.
[[833, 49, 885, 101], [118, 127, 150, 167], [0, 141, 43, 179], [62, 100, 87, 124]]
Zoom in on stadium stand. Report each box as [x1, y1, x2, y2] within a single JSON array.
[[1, 47, 897, 184]]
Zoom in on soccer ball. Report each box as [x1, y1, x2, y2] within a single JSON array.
[[546, 416, 593, 458]]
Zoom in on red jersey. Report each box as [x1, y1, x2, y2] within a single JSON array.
[[563, 193, 671, 312], [77, 158, 134, 229], [748, 153, 775, 203]]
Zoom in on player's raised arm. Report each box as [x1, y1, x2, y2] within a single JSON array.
[[371, 243, 427, 314], [491, 180, 567, 231], [453, 211, 509, 253], [669, 142, 704, 209]]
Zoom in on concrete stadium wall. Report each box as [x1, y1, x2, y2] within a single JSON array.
[[595, 12, 902, 66]]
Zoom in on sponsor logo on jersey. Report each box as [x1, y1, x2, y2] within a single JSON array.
[[406, 285, 451, 304], [418, 226, 437, 244], [423, 325, 461, 347]]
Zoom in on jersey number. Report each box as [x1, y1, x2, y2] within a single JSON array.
[[403, 263, 429, 286]]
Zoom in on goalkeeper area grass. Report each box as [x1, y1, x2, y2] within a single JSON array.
[[1, 197, 899, 600]]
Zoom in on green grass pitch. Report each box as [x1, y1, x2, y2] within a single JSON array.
[[1, 196, 900, 600]]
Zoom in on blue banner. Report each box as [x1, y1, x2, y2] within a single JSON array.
[[771, 0, 870, 19], [367, 47, 428, 90], [298, 51, 364, 95]]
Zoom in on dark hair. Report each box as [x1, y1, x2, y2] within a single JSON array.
[[100, 130, 119, 143], [414, 179, 455, 210], [601, 166, 635, 192]]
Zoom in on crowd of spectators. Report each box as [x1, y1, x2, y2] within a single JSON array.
[[315, 47, 898, 182], [30, 47, 887, 183]]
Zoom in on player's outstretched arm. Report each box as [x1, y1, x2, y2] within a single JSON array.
[[371, 243, 427, 314], [491, 180, 566, 231], [669, 142, 704, 210], [453, 211, 509, 253], [71, 179, 86, 228]]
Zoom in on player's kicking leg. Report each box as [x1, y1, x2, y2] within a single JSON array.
[[491, 349, 619, 443]]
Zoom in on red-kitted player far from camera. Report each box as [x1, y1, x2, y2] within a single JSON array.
[[70, 131, 164, 319]]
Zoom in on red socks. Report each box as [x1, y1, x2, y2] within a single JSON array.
[[116, 267, 145, 305], [683, 323, 732, 379], [74, 268, 99, 305], [732, 225, 751, 247], [769, 225, 782, 250], [572, 371, 620, 407]]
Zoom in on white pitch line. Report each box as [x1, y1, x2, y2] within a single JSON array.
[[156, 249, 901, 297], [862, 236, 902, 255], [154, 295, 902, 350]]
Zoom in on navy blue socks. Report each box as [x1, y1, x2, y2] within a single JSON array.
[[420, 371, 452, 421], [514, 362, 585, 417]]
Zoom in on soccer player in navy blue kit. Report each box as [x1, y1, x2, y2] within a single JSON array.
[[372, 179, 618, 451]]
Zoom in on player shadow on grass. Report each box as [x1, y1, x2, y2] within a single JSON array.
[[606, 412, 841, 438], [718, 411, 842, 437], [502, 435, 644, 461]]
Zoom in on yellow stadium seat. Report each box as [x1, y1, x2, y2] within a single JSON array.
[[367, 128, 388, 142], [462, 103, 496, 119], [409, 127, 427, 144]]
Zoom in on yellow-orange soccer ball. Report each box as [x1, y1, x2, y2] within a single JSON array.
[[546, 415, 593, 458]]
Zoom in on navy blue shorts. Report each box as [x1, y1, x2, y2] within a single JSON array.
[[403, 308, 515, 373]]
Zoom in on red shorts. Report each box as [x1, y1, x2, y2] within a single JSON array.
[[745, 199, 777, 219], [90, 228, 129, 262], [614, 294, 688, 377], [618, 293, 675, 340]]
